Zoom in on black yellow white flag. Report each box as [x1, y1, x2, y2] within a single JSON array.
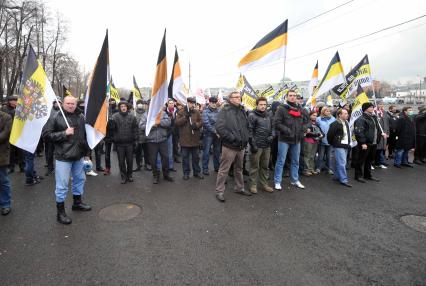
[[238, 20, 288, 73], [9, 45, 55, 153]]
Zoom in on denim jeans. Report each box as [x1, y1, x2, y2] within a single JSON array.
[[24, 150, 36, 184], [0, 167, 11, 208], [394, 149, 409, 166], [55, 159, 86, 203], [274, 141, 300, 184], [181, 146, 201, 175], [316, 144, 333, 171], [375, 149, 386, 166], [202, 134, 221, 172], [332, 148, 348, 183]]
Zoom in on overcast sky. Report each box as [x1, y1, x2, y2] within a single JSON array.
[[47, 0, 426, 90]]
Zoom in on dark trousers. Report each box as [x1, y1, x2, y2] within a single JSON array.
[[9, 145, 24, 171], [94, 143, 103, 170], [355, 144, 376, 179], [105, 142, 112, 169], [45, 141, 55, 171], [116, 144, 133, 179], [142, 143, 150, 166], [135, 143, 143, 167], [172, 129, 180, 158], [148, 141, 169, 177], [388, 131, 396, 156], [414, 136, 426, 160], [24, 151, 36, 183], [182, 146, 201, 175]]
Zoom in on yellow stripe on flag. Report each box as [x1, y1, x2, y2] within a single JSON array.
[[238, 33, 287, 67]]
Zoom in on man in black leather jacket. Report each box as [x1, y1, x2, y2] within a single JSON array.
[[353, 102, 381, 183], [248, 97, 274, 194], [43, 96, 91, 225]]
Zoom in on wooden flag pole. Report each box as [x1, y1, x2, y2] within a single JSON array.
[[54, 96, 70, 129]]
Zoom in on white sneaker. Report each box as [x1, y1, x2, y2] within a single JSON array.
[[291, 181, 305, 189], [371, 166, 375, 170], [86, 170, 98, 177], [379, 165, 388, 169], [274, 183, 282, 190]]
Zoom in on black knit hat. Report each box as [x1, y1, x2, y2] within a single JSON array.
[[362, 102, 374, 112]]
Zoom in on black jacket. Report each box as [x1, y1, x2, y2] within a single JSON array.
[[395, 114, 416, 150], [109, 111, 138, 145], [387, 111, 398, 133], [248, 109, 273, 149], [415, 112, 426, 136], [216, 103, 249, 150], [354, 113, 381, 145], [327, 120, 350, 148], [274, 102, 307, 144], [42, 109, 89, 162]]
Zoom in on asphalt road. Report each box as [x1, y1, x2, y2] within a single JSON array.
[[0, 154, 425, 286]]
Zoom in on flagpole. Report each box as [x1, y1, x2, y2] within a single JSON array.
[[368, 77, 385, 134], [54, 97, 70, 128]]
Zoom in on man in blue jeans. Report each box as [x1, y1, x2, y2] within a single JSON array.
[[202, 96, 221, 175], [327, 109, 352, 187], [42, 96, 91, 225], [0, 110, 12, 215], [273, 90, 308, 190], [23, 150, 42, 186]]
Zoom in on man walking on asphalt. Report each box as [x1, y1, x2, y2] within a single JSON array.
[[43, 96, 92, 225], [215, 91, 251, 202], [175, 96, 204, 180]]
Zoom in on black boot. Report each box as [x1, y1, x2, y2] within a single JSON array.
[[72, 195, 92, 211], [56, 202, 72, 225]]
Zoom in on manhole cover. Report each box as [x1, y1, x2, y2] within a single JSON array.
[[99, 203, 141, 221], [400, 215, 426, 233]]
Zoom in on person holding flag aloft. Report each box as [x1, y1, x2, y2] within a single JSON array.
[[175, 96, 204, 180]]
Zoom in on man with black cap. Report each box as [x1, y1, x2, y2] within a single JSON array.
[[175, 96, 204, 180], [109, 100, 138, 184], [353, 102, 381, 183], [202, 96, 221, 175]]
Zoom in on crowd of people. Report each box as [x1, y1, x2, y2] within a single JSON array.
[[1, 90, 425, 224]]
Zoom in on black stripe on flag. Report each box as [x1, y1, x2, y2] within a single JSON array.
[[86, 32, 109, 126], [252, 20, 288, 50]]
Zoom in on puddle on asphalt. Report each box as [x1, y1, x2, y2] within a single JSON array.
[[99, 203, 141, 221]]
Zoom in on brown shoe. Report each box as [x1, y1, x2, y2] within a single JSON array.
[[249, 186, 258, 194], [262, 185, 274, 193]]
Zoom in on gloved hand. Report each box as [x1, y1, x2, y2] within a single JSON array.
[[267, 135, 274, 143], [190, 124, 197, 130], [250, 145, 258, 154]]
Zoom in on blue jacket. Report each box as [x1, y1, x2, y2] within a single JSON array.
[[316, 116, 336, 145], [202, 106, 219, 135]]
